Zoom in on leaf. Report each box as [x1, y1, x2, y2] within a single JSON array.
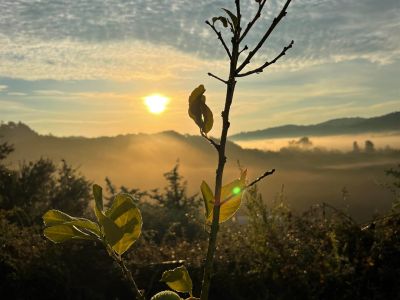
[[105, 193, 143, 255], [43, 209, 101, 238], [212, 16, 228, 28], [188, 85, 214, 134], [43, 209, 74, 226], [218, 169, 247, 223], [92, 184, 125, 247], [151, 291, 182, 300], [203, 170, 247, 224], [161, 265, 193, 294], [95, 205, 124, 247], [200, 181, 214, 219], [93, 184, 103, 211], [44, 224, 94, 243], [222, 8, 238, 28]]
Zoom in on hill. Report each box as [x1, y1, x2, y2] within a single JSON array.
[[1, 121, 399, 220], [230, 112, 400, 140]]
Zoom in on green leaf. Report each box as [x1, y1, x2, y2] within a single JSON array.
[[43, 209, 101, 238], [200, 181, 214, 219], [188, 85, 213, 134], [44, 224, 94, 243], [222, 8, 238, 28], [151, 291, 182, 300], [218, 169, 247, 223], [161, 265, 193, 294], [93, 184, 103, 211], [105, 193, 143, 255], [43, 209, 74, 226], [95, 205, 124, 247], [202, 170, 247, 224], [212, 16, 228, 28]]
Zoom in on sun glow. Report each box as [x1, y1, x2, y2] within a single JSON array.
[[144, 94, 169, 114]]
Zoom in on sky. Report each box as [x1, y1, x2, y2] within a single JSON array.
[[0, 0, 399, 137]]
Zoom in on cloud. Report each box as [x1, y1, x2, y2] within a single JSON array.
[[0, 0, 398, 81]]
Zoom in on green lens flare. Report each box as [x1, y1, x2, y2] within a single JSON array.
[[232, 186, 241, 195]]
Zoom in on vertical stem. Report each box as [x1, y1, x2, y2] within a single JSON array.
[[108, 248, 145, 300], [200, 23, 240, 300]]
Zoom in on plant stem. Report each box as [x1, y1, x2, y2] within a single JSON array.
[[200, 21, 240, 300], [108, 248, 145, 300]]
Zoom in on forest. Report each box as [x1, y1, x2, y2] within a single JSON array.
[[1, 140, 399, 299]]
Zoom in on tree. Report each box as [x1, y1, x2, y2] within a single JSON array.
[[365, 140, 375, 153]]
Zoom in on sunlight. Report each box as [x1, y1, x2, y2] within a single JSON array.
[[144, 94, 169, 114]]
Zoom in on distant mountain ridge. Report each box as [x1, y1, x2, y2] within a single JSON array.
[[230, 112, 400, 140]]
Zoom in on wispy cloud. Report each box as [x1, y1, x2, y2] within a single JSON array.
[[0, 0, 398, 81]]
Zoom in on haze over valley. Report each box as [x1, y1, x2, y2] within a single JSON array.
[[2, 115, 399, 221]]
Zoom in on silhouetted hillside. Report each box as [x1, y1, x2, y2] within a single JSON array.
[[1, 121, 399, 220], [230, 112, 400, 140]]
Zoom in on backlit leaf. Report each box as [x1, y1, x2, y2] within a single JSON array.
[[161, 265, 193, 294], [203, 170, 247, 224], [188, 85, 213, 134], [43, 209, 101, 238], [200, 181, 214, 219], [105, 193, 142, 255], [44, 224, 94, 243], [151, 291, 182, 300]]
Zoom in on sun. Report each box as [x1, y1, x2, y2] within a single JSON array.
[[144, 94, 169, 114]]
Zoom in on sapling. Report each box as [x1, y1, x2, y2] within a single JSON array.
[[42, 0, 294, 299]]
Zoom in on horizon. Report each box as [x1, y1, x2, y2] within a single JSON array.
[[0, 0, 399, 137], [1, 110, 399, 138]]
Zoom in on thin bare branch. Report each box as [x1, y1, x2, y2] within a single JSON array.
[[205, 20, 232, 59], [235, 0, 242, 38], [239, 45, 248, 56], [247, 169, 275, 188], [218, 168, 275, 206], [200, 130, 220, 151], [207, 72, 228, 84], [237, 40, 294, 77], [239, 0, 267, 43], [236, 0, 293, 75]]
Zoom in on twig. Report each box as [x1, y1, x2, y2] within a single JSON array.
[[239, 0, 267, 43], [207, 72, 228, 84], [205, 20, 232, 59], [247, 169, 275, 188], [236, 0, 293, 75], [238, 45, 248, 56], [237, 40, 294, 77], [235, 0, 242, 37], [200, 130, 220, 151], [218, 169, 275, 207]]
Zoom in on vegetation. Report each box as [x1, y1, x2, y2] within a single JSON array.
[[1, 1, 399, 299], [1, 141, 400, 299]]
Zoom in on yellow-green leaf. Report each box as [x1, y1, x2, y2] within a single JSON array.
[[44, 224, 94, 243], [93, 184, 103, 211], [200, 181, 214, 219], [43, 209, 101, 238], [43, 209, 74, 226], [188, 85, 213, 134], [161, 265, 193, 294], [203, 170, 247, 224], [105, 193, 143, 255], [151, 291, 182, 300], [218, 169, 247, 223]]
